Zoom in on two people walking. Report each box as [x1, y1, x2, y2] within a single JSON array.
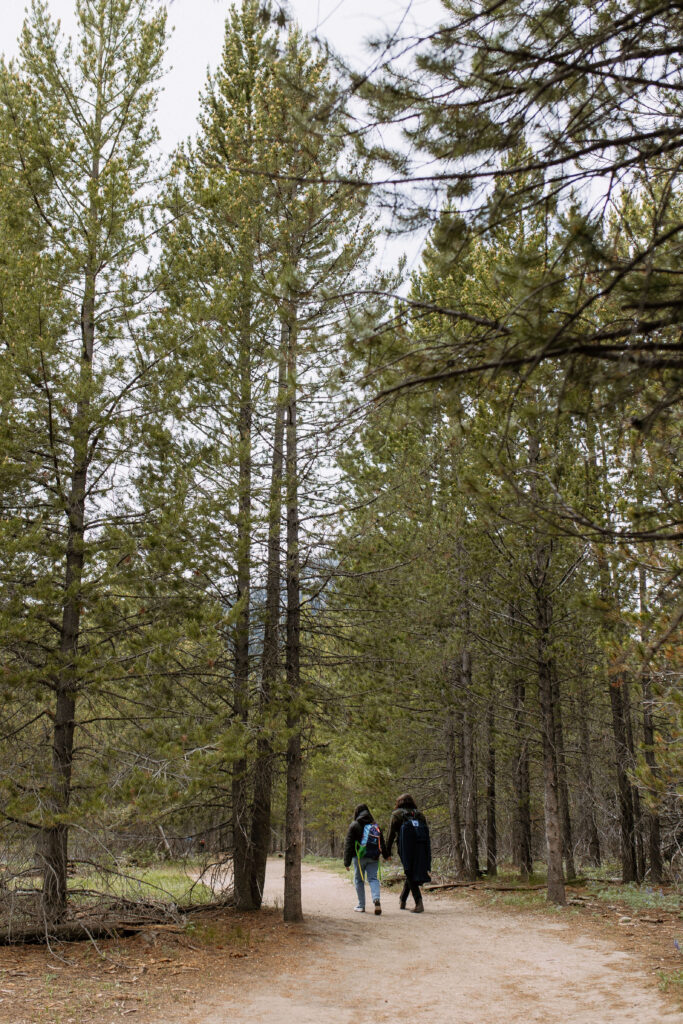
[[343, 793, 431, 915]]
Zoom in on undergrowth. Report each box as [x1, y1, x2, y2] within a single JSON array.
[[589, 882, 683, 913], [66, 863, 214, 904], [302, 855, 348, 878], [658, 968, 683, 995]]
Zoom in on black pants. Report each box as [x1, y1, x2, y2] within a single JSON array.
[[400, 875, 422, 904]]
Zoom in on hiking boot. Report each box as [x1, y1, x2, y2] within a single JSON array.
[[374, 899, 382, 915], [399, 897, 407, 910], [411, 899, 424, 913], [353, 905, 365, 913]]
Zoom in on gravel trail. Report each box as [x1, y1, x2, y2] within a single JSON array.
[[166, 860, 680, 1024]]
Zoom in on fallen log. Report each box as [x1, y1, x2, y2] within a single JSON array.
[[482, 884, 547, 892], [0, 920, 146, 945], [425, 877, 588, 894], [0, 896, 235, 945], [424, 882, 477, 891]]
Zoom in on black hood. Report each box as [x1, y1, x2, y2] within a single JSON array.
[[353, 806, 374, 827]]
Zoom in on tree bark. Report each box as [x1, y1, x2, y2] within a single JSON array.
[[577, 686, 601, 866], [231, 315, 254, 911], [536, 590, 566, 905], [512, 675, 533, 879], [637, 499, 663, 883], [608, 666, 639, 883], [486, 701, 497, 877], [248, 334, 286, 908], [550, 667, 576, 880], [622, 680, 645, 881], [41, 224, 98, 923], [283, 320, 303, 923], [642, 666, 663, 883], [444, 699, 465, 876], [460, 650, 478, 881], [528, 434, 565, 905]]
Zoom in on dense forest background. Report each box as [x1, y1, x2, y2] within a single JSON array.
[[0, 0, 680, 936]]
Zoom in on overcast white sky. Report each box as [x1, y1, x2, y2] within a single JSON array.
[[2, 0, 443, 270], [2, 0, 441, 149]]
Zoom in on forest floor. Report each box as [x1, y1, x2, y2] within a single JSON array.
[[0, 859, 681, 1024]]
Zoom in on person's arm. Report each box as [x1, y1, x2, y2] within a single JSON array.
[[379, 826, 389, 860], [425, 817, 432, 872], [386, 811, 399, 857], [343, 822, 358, 868]]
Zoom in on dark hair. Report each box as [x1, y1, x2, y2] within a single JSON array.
[[353, 803, 370, 819], [395, 793, 417, 810]]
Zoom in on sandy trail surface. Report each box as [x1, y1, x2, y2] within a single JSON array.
[[164, 861, 679, 1024]]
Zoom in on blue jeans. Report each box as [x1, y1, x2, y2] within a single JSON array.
[[353, 856, 380, 907]]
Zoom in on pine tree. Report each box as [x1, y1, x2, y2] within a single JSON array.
[[157, 3, 377, 919], [360, 0, 683, 404], [0, 0, 167, 922]]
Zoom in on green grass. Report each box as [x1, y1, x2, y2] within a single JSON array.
[[486, 866, 548, 886], [589, 882, 683, 913], [302, 854, 348, 878], [658, 968, 683, 995], [67, 863, 214, 904], [184, 919, 249, 946]]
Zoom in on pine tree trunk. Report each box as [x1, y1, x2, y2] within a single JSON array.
[[460, 650, 478, 881], [283, 321, 303, 923], [577, 686, 601, 866], [444, 697, 465, 876], [596, 549, 639, 883], [41, 257, 96, 922], [551, 668, 576, 880], [512, 676, 533, 879], [608, 668, 639, 883], [621, 680, 645, 880], [528, 435, 565, 905], [536, 604, 566, 905], [642, 670, 663, 883], [486, 701, 497, 877], [232, 323, 254, 911], [637, 494, 662, 883], [249, 336, 286, 908]]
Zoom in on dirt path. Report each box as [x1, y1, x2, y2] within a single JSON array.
[[160, 862, 679, 1024]]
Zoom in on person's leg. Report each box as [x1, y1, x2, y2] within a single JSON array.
[[408, 876, 424, 912], [353, 857, 366, 909], [364, 858, 381, 910], [399, 878, 410, 907]]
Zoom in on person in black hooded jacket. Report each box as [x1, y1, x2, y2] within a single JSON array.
[[386, 792, 431, 913], [343, 803, 388, 915]]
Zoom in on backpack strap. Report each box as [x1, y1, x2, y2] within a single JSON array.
[[355, 839, 367, 880]]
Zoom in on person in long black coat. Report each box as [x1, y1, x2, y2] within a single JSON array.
[[386, 793, 431, 912]]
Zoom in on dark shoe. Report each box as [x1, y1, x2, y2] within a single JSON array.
[[399, 898, 407, 910], [374, 899, 382, 915], [411, 900, 424, 913]]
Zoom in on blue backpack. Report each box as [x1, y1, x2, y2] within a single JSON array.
[[356, 822, 381, 860]]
